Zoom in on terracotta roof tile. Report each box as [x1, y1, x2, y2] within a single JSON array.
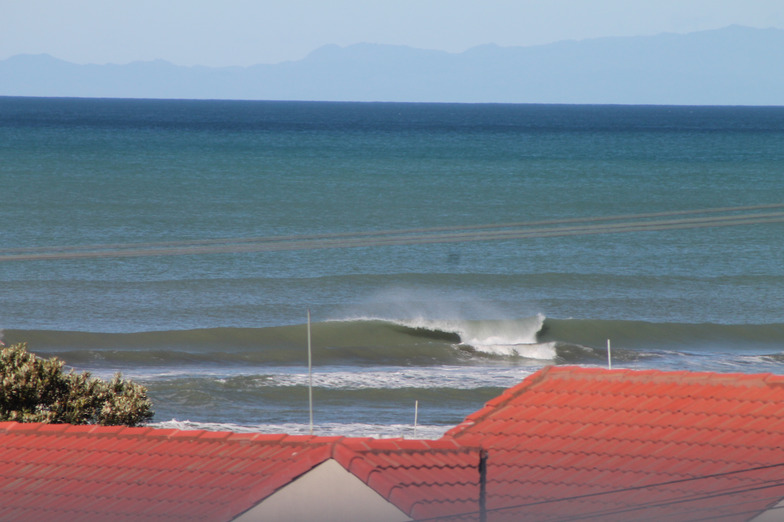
[[193, 430, 233, 440], [345, 453, 376, 482], [0, 425, 345, 521], [334, 441, 483, 519], [442, 366, 784, 521]]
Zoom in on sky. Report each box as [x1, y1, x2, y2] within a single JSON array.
[[2, 0, 783, 67]]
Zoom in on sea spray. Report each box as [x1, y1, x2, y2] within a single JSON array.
[[333, 314, 558, 359]]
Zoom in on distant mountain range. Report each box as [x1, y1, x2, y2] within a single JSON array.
[[2, 25, 783, 105]]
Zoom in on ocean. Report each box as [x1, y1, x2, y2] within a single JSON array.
[[1, 96, 783, 438]]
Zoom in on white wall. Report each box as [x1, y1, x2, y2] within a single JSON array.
[[234, 459, 411, 522]]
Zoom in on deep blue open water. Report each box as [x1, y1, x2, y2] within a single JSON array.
[[1, 97, 783, 436]]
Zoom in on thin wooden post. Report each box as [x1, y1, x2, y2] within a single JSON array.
[[414, 400, 419, 438], [607, 339, 612, 370], [308, 309, 313, 435]]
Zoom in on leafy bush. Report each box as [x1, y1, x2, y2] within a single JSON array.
[[0, 342, 153, 426]]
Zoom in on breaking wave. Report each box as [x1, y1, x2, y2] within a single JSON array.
[[4, 317, 783, 370]]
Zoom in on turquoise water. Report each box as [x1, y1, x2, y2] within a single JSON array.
[[2, 97, 783, 435]]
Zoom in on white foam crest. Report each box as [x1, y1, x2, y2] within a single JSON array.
[[333, 286, 546, 346], [335, 313, 552, 359], [152, 419, 451, 439], [336, 313, 546, 347], [285, 366, 535, 389], [99, 365, 543, 388], [471, 341, 558, 359], [403, 314, 555, 359], [143, 366, 533, 390]]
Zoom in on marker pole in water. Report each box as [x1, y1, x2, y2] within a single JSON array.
[[607, 339, 612, 370], [414, 400, 419, 438], [308, 309, 314, 435]]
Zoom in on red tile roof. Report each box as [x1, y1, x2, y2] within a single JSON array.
[[445, 366, 784, 521], [335, 438, 480, 519], [3, 366, 784, 521], [0, 422, 480, 521]]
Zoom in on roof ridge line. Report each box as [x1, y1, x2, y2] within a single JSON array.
[[553, 366, 783, 384], [327, 436, 348, 459], [443, 365, 558, 439]]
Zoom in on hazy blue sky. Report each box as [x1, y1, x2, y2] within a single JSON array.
[[3, 0, 783, 66]]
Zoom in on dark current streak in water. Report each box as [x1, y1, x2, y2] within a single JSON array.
[[2, 204, 783, 262]]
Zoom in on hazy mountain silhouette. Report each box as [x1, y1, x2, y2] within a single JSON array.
[[1, 25, 782, 104]]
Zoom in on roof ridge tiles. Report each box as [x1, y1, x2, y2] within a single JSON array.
[[548, 366, 781, 385], [380, 479, 424, 513], [271, 434, 341, 445], [527, 385, 784, 402], [331, 440, 363, 468], [0, 421, 19, 432], [483, 407, 784, 430], [0, 422, 46, 433], [443, 367, 559, 438], [345, 454, 377, 482], [35, 424, 75, 433], [59, 425, 102, 435], [359, 444, 473, 455], [764, 374, 784, 385], [371, 439, 431, 451], [165, 429, 206, 438]]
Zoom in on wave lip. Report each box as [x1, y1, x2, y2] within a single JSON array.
[[8, 317, 781, 371], [4, 315, 554, 367], [339, 313, 555, 360]]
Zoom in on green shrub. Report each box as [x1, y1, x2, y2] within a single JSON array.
[[0, 342, 153, 426]]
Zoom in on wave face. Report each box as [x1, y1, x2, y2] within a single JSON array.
[[2, 316, 551, 368], [6, 317, 784, 370]]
